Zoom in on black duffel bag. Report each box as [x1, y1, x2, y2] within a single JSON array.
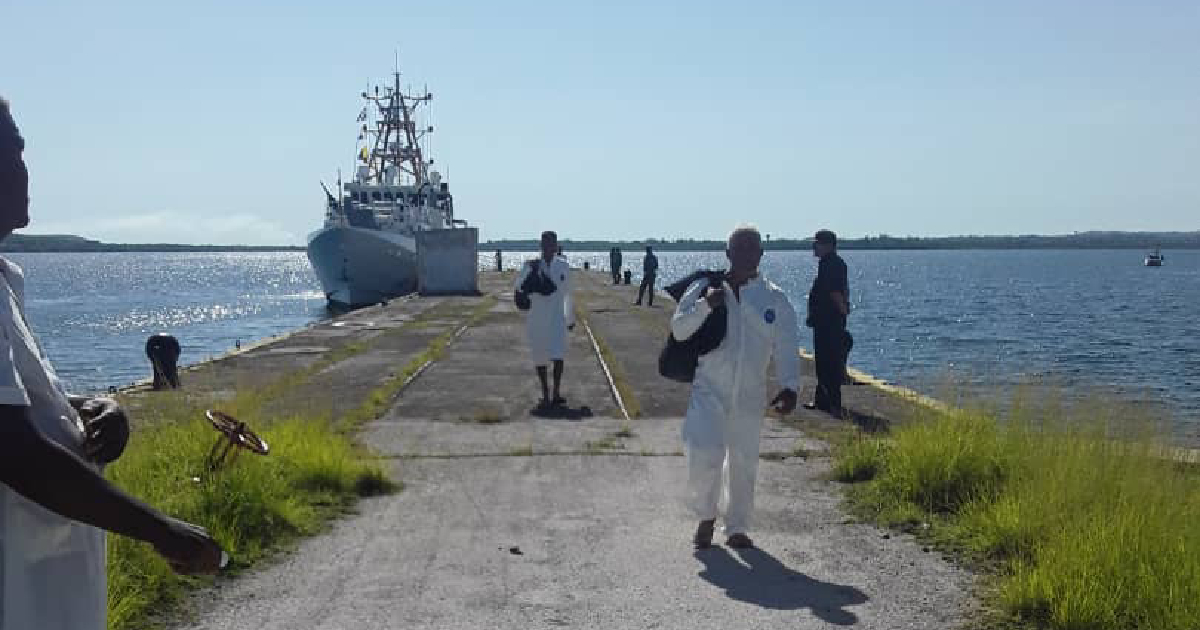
[[514, 261, 558, 311], [658, 270, 727, 383]]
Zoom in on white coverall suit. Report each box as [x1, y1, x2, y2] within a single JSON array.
[[514, 257, 574, 365], [671, 276, 799, 535]]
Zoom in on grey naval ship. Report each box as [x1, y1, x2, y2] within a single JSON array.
[[307, 69, 465, 308]]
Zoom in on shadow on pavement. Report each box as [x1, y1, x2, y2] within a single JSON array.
[[695, 546, 867, 625], [530, 404, 594, 421]]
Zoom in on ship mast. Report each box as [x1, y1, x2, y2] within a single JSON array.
[[360, 70, 433, 186]]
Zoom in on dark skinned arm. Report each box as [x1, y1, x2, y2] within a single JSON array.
[[0, 404, 222, 574]]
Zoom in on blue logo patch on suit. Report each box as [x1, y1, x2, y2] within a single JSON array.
[[764, 308, 776, 324]]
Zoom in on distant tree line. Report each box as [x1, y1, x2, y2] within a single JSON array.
[[0, 234, 304, 253]]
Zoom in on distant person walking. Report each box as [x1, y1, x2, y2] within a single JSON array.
[[673, 226, 799, 549], [804, 229, 850, 417], [514, 231, 575, 411], [635, 245, 659, 306], [609, 247, 622, 284], [0, 96, 223, 630], [495, 249, 503, 272]]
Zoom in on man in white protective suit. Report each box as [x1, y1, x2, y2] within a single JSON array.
[[671, 225, 799, 549], [0, 97, 223, 630], [514, 230, 575, 410]]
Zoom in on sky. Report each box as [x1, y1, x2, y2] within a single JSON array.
[[3, 0, 1198, 245]]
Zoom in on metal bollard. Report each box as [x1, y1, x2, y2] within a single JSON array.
[[145, 333, 181, 389], [623, 270, 632, 285]]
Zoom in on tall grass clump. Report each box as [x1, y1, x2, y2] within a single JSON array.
[[105, 390, 395, 630], [835, 394, 1200, 630]]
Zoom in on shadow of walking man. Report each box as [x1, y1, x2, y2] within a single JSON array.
[[696, 546, 867, 625], [529, 404, 593, 421]]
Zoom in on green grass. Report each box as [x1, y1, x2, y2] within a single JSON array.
[[584, 433, 628, 452], [835, 397, 1200, 630], [102, 298, 500, 629], [105, 391, 394, 630]]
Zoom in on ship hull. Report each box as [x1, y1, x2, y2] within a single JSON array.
[[306, 226, 417, 308]]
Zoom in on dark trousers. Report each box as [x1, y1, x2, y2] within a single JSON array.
[[611, 267, 621, 284], [813, 325, 846, 412], [636, 273, 656, 305]]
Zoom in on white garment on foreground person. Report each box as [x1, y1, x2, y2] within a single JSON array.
[[0, 260, 106, 630], [672, 275, 799, 536], [514, 256, 574, 365]]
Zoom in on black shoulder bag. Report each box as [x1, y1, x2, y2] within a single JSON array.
[[514, 260, 558, 311], [658, 271, 727, 383]]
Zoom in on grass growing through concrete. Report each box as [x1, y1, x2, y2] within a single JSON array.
[[573, 298, 644, 419], [834, 398, 1200, 630], [338, 298, 497, 429]]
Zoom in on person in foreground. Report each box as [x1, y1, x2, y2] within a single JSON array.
[[672, 225, 799, 549], [0, 97, 223, 630], [804, 229, 850, 417], [514, 230, 575, 410]]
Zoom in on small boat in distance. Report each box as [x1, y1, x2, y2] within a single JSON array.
[[1145, 246, 1164, 267]]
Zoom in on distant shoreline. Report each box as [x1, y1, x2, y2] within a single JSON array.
[[0, 234, 304, 253], [3, 232, 1198, 253]]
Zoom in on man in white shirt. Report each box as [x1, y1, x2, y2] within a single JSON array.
[[514, 231, 574, 410], [0, 97, 223, 630], [671, 226, 799, 549]]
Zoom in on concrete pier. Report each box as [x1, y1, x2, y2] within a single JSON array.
[[152, 271, 972, 630]]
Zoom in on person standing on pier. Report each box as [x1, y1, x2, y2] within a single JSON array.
[[0, 97, 223, 630], [804, 229, 850, 417], [635, 245, 659, 306], [514, 231, 575, 411], [672, 226, 799, 549], [609, 247, 622, 284]]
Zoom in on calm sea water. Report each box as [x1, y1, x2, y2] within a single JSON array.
[[7, 250, 1198, 443], [504, 249, 1200, 444], [5, 252, 326, 392]]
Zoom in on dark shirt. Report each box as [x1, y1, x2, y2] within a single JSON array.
[[808, 252, 848, 329], [643, 253, 659, 275]]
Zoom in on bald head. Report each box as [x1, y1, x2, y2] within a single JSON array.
[[0, 97, 31, 237], [0, 98, 23, 155], [0, 100, 22, 154]]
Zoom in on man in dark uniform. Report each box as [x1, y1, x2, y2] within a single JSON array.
[[804, 229, 849, 417], [609, 247, 622, 284], [635, 245, 659, 306]]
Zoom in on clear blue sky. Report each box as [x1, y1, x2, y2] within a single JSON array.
[[4, 0, 1198, 245]]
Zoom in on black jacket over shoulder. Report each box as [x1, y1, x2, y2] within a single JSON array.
[[659, 269, 727, 382]]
